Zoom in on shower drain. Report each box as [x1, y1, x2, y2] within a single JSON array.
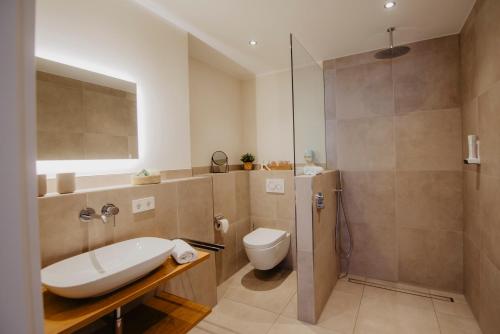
[[348, 278, 454, 302]]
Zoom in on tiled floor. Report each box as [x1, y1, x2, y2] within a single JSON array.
[[190, 264, 482, 334]]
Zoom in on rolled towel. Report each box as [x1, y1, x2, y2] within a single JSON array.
[[171, 239, 198, 264]]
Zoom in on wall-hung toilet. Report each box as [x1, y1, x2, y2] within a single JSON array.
[[243, 228, 291, 270]]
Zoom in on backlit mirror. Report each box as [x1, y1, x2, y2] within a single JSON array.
[[36, 58, 138, 160]]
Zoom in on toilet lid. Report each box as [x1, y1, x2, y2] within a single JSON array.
[[243, 228, 287, 249]]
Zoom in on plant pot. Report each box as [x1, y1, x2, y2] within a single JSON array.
[[243, 162, 253, 170]]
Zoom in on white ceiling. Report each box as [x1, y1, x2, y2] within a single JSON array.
[[136, 0, 475, 76]]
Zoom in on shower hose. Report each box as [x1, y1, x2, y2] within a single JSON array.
[[335, 170, 353, 279]]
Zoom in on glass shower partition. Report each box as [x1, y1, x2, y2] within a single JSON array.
[[290, 34, 326, 174]]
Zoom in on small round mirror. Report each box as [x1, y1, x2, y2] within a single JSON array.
[[212, 151, 228, 166]]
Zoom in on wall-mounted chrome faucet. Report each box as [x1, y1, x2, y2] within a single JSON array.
[[314, 192, 325, 209], [79, 204, 120, 225]]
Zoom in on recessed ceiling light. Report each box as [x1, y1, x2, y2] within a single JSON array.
[[249, 40, 258, 46], [384, 1, 396, 9]]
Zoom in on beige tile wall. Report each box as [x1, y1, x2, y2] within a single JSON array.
[[461, 0, 500, 333], [36, 71, 138, 160], [295, 171, 339, 324], [249, 170, 296, 269], [210, 171, 251, 284], [324, 35, 463, 291], [38, 176, 217, 306]]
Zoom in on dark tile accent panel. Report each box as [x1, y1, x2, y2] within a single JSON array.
[[396, 171, 463, 232], [337, 116, 395, 171], [393, 35, 460, 114], [395, 109, 462, 171], [399, 227, 463, 292], [335, 61, 394, 119], [479, 255, 500, 334]]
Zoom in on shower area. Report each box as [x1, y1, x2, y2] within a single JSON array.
[[291, 28, 464, 323]]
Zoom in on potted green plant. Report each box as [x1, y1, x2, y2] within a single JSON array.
[[241, 153, 255, 171]]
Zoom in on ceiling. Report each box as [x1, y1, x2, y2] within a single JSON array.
[[136, 0, 475, 76]]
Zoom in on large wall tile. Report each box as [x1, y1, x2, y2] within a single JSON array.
[[335, 61, 394, 119], [479, 255, 500, 334], [350, 223, 398, 281], [249, 170, 295, 224], [215, 220, 237, 284], [86, 187, 134, 246], [460, 7, 478, 103], [395, 109, 462, 171], [313, 236, 336, 317], [474, 0, 500, 96], [212, 173, 237, 222], [478, 174, 500, 270], [177, 177, 214, 243], [464, 171, 481, 248], [38, 193, 88, 267], [249, 171, 277, 219], [337, 116, 395, 171], [478, 81, 500, 178], [341, 171, 395, 227], [399, 228, 463, 292], [235, 218, 251, 268], [396, 171, 463, 232], [393, 35, 460, 114], [464, 236, 481, 319], [235, 171, 250, 220]]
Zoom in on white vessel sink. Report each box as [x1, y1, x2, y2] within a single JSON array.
[[41, 237, 175, 298]]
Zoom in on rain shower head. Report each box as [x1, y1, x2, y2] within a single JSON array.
[[374, 27, 410, 59]]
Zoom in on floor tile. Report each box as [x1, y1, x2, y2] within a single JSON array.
[[433, 299, 475, 319], [334, 277, 365, 297], [436, 313, 483, 334], [354, 290, 440, 334], [281, 293, 297, 319], [223, 267, 296, 314], [196, 298, 279, 334], [187, 326, 212, 334], [268, 316, 341, 334], [205, 265, 483, 334], [316, 290, 361, 334], [217, 279, 231, 301]]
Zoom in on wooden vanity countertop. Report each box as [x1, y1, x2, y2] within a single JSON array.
[[43, 251, 210, 334]]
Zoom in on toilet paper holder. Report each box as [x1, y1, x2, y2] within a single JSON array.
[[214, 215, 227, 230]]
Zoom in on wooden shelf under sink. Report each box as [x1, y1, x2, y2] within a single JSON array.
[[89, 291, 211, 334], [43, 251, 211, 334]]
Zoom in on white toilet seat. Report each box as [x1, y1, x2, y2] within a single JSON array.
[[243, 228, 287, 249]]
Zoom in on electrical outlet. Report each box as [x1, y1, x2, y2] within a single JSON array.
[[266, 178, 285, 194], [132, 196, 155, 214]]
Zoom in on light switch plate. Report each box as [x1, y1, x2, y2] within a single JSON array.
[[132, 196, 155, 214], [266, 178, 285, 194]]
